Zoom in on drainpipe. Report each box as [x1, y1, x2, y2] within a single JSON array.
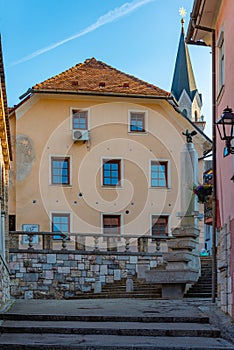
[[1, 210, 5, 261], [187, 25, 217, 303], [211, 29, 217, 304], [0, 195, 2, 259]]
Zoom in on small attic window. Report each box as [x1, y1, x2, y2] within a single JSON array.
[[99, 82, 106, 88], [71, 80, 79, 86], [123, 82, 129, 88]]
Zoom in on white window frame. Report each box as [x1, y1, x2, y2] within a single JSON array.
[[128, 109, 148, 134], [101, 157, 124, 188], [49, 155, 72, 186], [149, 159, 171, 188], [70, 107, 90, 131], [50, 211, 72, 234]]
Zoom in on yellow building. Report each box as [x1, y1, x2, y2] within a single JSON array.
[[0, 37, 12, 260], [0, 36, 12, 305], [9, 58, 211, 250]]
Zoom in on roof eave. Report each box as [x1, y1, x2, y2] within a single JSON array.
[[186, 0, 222, 46], [11, 88, 178, 115], [31, 88, 173, 101]]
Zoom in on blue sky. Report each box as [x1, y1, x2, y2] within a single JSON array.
[[1, 0, 212, 136]]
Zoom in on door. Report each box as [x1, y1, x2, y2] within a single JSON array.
[[103, 215, 121, 251]]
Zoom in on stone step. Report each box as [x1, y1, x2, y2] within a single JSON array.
[[0, 313, 210, 323], [102, 284, 161, 290], [186, 292, 212, 297], [102, 288, 161, 292], [192, 284, 212, 290], [184, 257, 215, 298], [0, 320, 221, 338], [185, 292, 216, 298], [188, 285, 213, 289], [65, 276, 162, 299], [0, 299, 233, 350], [68, 293, 161, 299], [187, 289, 213, 293], [200, 263, 212, 266], [0, 333, 233, 349]]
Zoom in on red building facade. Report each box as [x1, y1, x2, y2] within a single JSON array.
[[187, 0, 234, 318]]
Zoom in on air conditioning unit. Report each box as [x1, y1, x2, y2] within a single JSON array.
[[72, 130, 89, 141]]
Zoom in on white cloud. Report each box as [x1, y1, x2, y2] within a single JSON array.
[[10, 0, 155, 66]]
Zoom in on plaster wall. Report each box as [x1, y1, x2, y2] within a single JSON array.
[[216, 0, 234, 225], [215, 0, 234, 318], [9, 96, 206, 243]]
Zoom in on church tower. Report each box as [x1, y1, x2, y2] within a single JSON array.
[[171, 15, 205, 130]]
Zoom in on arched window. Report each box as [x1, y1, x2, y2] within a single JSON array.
[[182, 109, 187, 117]]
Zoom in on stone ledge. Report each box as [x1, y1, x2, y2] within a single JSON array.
[[9, 249, 161, 257], [145, 269, 199, 284], [172, 226, 200, 238]]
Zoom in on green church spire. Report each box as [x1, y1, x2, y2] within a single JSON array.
[[171, 19, 197, 102]]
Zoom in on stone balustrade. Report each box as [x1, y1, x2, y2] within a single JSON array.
[[8, 231, 167, 300], [9, 231, 166, 254]]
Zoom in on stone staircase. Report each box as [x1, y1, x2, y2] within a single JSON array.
[[0, 299, 233, 349], [185, 257, 216, 298], [66, 275, 162, 299]]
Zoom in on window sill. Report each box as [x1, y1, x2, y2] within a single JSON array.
[[72, 128, 88, 131], [101, 186, 124, 189], [128, 131, 149, 135], [50, 184, 72, 187], [149, 187, 170, 190]]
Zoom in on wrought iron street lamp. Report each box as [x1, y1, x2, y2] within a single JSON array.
[[216, 106, 234, 157]]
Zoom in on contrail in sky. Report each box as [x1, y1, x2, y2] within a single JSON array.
[[10, 0, 155, 66]]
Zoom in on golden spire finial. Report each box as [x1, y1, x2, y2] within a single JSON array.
[[179, 7, 187, 32], [179, 7, 187, 19]]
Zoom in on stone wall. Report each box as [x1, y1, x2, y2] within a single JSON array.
[[9, 250, 159, 299], [217, 220, 233, 316], [0, 256, 11, 306]]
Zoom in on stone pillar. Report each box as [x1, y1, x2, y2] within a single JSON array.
[[126, 271, 134, 292], [43, 235, 52, 250], [145, 131, 201, 298], [94, 275, 102, 294], [180, 142, 198, 227]]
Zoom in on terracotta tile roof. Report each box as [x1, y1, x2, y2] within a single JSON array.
[[33, 58, 170, 98]]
